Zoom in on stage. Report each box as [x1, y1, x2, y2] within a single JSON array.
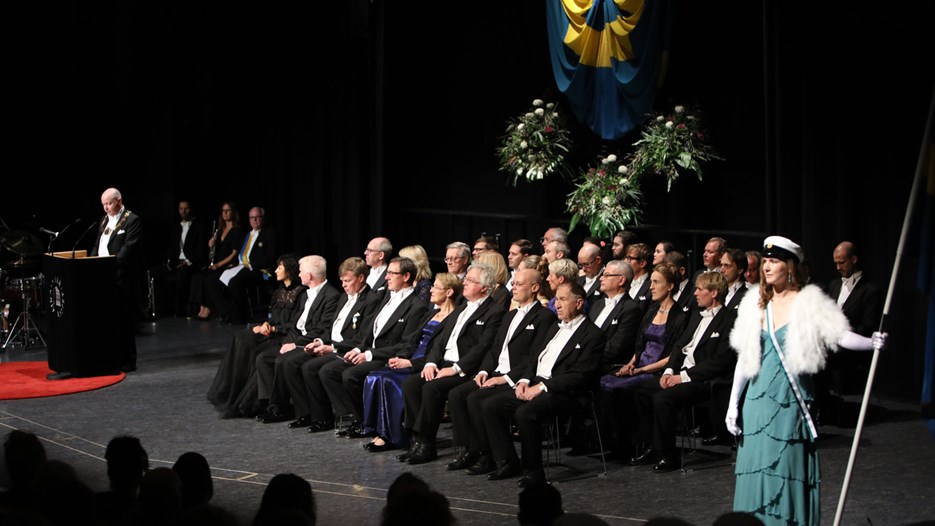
[[1, 317, 932, 526]]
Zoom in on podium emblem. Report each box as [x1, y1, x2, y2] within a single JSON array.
[[49, 275, 65, 318]]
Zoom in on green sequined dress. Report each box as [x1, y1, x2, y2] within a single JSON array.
[[734, 326, 820, 526]]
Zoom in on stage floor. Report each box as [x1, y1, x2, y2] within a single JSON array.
[[1, 316, 933, 526]]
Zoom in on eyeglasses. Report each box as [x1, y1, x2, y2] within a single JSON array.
[[364, 248, 381, 254], [385, 270, 403, 276], [463, 277, 481, 285], [577, 258, 595, 268], [444, 257, 465, 263], [624, 255, 638, 261], [601, 273, 623, 278], [430, 284, 448, 291]]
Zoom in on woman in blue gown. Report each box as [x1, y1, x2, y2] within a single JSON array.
[[360, 272, 462, 451]]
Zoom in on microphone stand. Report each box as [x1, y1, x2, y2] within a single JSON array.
[[73, 221, 99, 259]]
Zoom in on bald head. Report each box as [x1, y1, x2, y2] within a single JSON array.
[[833, 241, 859, 278], [511, 268, 543, 307], [101, 188, 123, 217]]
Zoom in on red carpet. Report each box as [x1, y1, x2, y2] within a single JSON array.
[[0, 362, 125, 400]]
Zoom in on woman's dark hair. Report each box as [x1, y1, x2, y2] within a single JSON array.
[[277, 254, 301, 284]]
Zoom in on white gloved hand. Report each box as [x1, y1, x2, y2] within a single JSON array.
[[726, 403, 741, 436], [871, 331, 888, 352]]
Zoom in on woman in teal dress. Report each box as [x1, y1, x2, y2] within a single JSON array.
[[726, 236, 886, 526]]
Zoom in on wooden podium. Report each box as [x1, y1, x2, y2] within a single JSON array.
[[43, 251, 121, 378]]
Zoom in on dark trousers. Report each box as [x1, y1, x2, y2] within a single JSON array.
[[401, 371, 470, 444], [295, 353, 343, 421], [150, 261, 198, 316], [223, 268, 264, 322], [255, 344, 298, 412], [319, 358, 385, 421], [483, 388, 579, 471], [448, 380, 511, 452], [634, 378, 713, 458]]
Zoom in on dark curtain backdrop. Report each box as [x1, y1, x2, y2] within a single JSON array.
[[5, 1, 933, 398]]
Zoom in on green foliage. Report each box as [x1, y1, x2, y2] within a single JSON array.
[[497, 99, 573, 185]]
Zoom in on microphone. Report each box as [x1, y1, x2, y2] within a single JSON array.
[[72, 220, 99, 259], [43, 218, 83, 254]]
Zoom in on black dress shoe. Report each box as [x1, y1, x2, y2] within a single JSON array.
[[256, 410, 292, 424], [335, 420, 363, 438], [446, 450, 479, 471], [486, 459, 522, 481], [287, 416, 312, 429], [629, 448, 662, 466], [407, 443, 438, 465], [466, 454, 495, 475], [346, 426, 376, 439], [397, 442, 420, 463], [307, 420, 334, 433], [652, 457, 680, 473], [364, 441, 395, 453], [517, 468, 546, 488]]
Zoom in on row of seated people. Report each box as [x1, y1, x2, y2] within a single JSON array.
[[205, 234, 744, 485]]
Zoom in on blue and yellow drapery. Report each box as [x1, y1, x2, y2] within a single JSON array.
[[546, 0, 670, 140]]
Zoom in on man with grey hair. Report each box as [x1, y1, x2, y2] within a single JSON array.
[[543, 240, 570, 265], [589, 259, 642, 373], [444, 241, 471, 280], [540, 226, 568, 249], [254, 255, 340, 423], [401, 263, 506, 465], [213, 206, 277, 324], [576, 243, 605, 299], [364, 237, 393, 295]]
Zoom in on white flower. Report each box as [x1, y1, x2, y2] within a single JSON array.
[[617, 165, 628, 174], [552, 112, 558, 118], [601, 157, 611, 165], [665, 121, 674, 129], [526, 112, 534, 118], [517, 123, 524, 131], [536, 170, 544, 180], [656, 115, 664, 122], [532, 99, 544, 107], [516, 168, 524, 176], [546, 103, 554, 109], [674, 105, 685, 113], [534, 108, 545, 116], [606, 154, 617, 162], [520, 140, 528, 149], [602, 196, 612, 205], [619, 177, 629, 186]]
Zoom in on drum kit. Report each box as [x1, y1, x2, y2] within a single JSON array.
[[1, 229, 47, 351]]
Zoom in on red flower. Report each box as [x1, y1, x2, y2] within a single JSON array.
[[544, 126, 554, 133], [676, 123, 686, 130]]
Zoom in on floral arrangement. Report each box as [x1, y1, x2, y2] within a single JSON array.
[[566, 154, 643, 239], [627, 104, 721, 191], [497, 99, 573, 185], [565, 104, 720, 237]]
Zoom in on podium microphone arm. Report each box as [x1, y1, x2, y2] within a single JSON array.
[[72, 221, 99, 259]]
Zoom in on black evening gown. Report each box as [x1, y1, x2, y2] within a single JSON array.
[[206, 282, 305, 418]]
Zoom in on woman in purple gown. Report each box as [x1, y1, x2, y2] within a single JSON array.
[[598, 262, 689, 454], [360, 272, 461, 452]]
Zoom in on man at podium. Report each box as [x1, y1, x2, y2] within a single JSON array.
[[89, 187, 143, 372]]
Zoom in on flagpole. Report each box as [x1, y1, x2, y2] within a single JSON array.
[[833, 87, 935, 526]]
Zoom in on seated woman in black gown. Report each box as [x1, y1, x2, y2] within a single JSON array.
[[597, 262, 690, 455], [206, 253, 305, 418], [190, 201, 244, 320], [360, 272, 462, 452]]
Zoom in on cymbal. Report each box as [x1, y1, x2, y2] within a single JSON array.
[[0, 230, 45, 257]]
